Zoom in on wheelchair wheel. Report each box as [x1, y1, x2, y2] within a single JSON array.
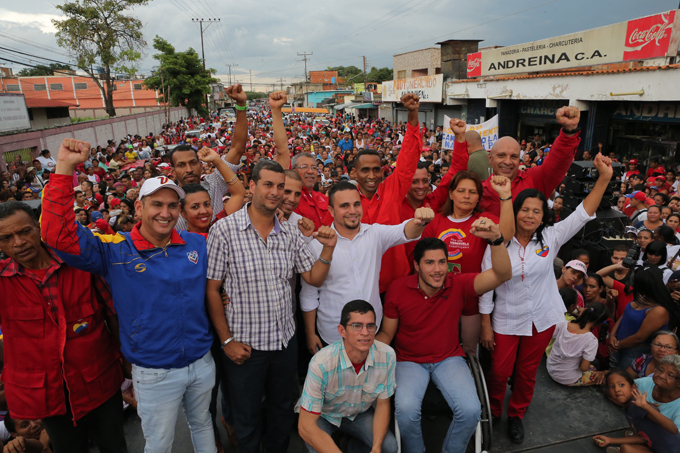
[[466, 354, 492, 452]]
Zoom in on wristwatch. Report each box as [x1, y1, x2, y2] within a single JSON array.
[[222, 337, 234, 347], [486, 234, 504, 246]]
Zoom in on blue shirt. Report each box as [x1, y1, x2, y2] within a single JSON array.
[[338, 139, 353, 152]]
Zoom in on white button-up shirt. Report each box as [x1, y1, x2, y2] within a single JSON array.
[[479, 203, 595, 336], [300, 220, 416, 344]]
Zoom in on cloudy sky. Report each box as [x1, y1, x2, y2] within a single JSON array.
[[0, 0, 677, 90]]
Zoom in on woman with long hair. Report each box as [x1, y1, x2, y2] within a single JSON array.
[[480, 154, 614, 443]]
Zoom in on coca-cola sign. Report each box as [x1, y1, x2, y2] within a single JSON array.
[[624, 10, 676, 60], [464, 9, 680, 78], [467, 52, 482, 77]]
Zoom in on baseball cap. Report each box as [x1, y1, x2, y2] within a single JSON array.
[[26, 167, 35, 172], [629, 159, 639, 164], [656, 175, 666, 181], [113, 182, 124, 188], [157, 163, 170, 168], [565, 260, 587, 276], [625, 226, 639, 236], [105, 175, 114, 180], [91, 211, 103, 221], [110, 198, 121, 207], [626, 191, 646, 202], [138, 176, 185, 200]]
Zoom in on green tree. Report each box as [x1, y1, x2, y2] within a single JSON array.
[[367, 66, 393, 83], [17, 63, 72, 77], [52, 0, 148, 117], [245, 91, 267, 100], [143, 36, 217, 117], [327, 65, 362, 80]]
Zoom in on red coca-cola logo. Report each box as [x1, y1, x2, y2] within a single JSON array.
[[467, 52, 482, 77], [624, 10, 676, 61]]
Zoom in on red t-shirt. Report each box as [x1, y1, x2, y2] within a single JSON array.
[[422, 212, 498, 274], [352, 359, 366, 374], [23, 267, 49, 281], [384, 273, 478, 363], [612, 279, 635, 321]]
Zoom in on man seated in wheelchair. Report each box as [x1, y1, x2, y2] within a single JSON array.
[[297, 300, 399, 453], [376, 234, 512, 453]]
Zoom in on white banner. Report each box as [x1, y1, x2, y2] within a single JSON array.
[[0, 94, 30, 134], [467, 9, 680, 77], [442, 115, 499, 151], [382, 74, 443, 103]]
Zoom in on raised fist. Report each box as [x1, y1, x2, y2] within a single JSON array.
[[490, 175, 511, 198], [401, 93, 420, 112], [269, 91, 287, 110], [313, 225, 337, 247], [414, 207, 434, 226], [197, 146, 219, 163], [593, 153, 613, 180], [226, 84, 247, 106], [470, 217, 501, 241], [556, 106, 580, 131], [57, 138, 91, 166], [450, 118, 466, 137], [298, 217, 315, 237]]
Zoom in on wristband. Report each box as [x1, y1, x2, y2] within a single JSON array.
[[486, 234, 504, 246], [562, 126, 580, 135], [222, 337, 234, 347], [234, 102, 248, 111], [499, 195, 512, 201], [319, 257, 332, 265]]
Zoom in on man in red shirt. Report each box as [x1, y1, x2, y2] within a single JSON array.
[[0, 201, 126, 453], [291, 152, 328, 230], [478, 107, 581, 216], [376, 227, 512, 453]]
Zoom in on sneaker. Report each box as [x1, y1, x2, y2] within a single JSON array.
[[508, 416, 524, 444]]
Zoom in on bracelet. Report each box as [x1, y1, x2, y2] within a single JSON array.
[[319, 257, 332, 265], [234, 102, 248, 111], [226, 175, 239, 185], [222, 337, 234, 347], [562, 126, 580, 135], [486, 234, 504, 246], [499, 195, 512, 201]]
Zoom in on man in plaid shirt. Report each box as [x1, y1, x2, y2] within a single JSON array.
[[206, 159, 337, 453], [297, 300, 398, 453]]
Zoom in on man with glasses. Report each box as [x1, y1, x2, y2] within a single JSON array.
[[300, 181, 433, 354], [292, 152, 328, 230], [297, 300, 398, 453]]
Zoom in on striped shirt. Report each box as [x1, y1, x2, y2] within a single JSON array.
[[297, 340, 396, 427], [206, 204, 316, 351], [175, 158, 240, 231]]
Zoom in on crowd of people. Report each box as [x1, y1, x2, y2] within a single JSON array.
[[0, 82, 680, 453]]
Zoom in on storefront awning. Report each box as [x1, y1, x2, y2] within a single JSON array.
[[333, 102, 355, 110], [347, 103, 376, 109]]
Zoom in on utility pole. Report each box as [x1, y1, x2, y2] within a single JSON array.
[[362, 56, 367, 85], [192, 18, 220, 111], [249, 69, 253, 92], [160, 66, 169, 125], [226, 63, 238, 85], [297, 51, 313, 82], [277, 77, 285, 91]]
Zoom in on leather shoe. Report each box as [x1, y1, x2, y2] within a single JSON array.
[[508, 416, 524, 443]]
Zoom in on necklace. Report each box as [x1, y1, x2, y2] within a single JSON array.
[[518, 246, 526, 282]]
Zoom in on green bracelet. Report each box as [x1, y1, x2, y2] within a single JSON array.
[[234, 102, 248, 111]]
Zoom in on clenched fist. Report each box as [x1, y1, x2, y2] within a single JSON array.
[[556, 106, 580, 131], [313, 225, 337, 247], [450, 118, 466, 137], [470, 217, 501, 241], [58, 138, 91, 166], [401, 93, 420, 112], [414, 207, 435, 226], [298, 217, 315, 237], [226, 84, 247, 106], [269, 91, 287, 110], [197, 146, 219, 163]]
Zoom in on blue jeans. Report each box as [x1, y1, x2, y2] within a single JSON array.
[[132, 351, 216, 453], [305, 407, 398, 453], [610, 344, 650, 370], [395, 357, 480, 453]]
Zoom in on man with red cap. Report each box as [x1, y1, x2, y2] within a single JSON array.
[[627, 191, 650, 223]]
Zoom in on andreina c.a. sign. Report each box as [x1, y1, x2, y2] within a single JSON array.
[[467, 9, 680, 77]]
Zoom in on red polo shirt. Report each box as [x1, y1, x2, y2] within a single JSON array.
[[295, 186, 329, 231], [384, 273, 478, 363], [0, 250, 123, 421]]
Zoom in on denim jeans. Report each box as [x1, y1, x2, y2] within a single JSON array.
[[394, 356, 480, 453], [610, 344, 650, 370], [305, 407, 398, 453], [132, 350, 216, 453]]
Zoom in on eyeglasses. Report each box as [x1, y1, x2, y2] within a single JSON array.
[[651, 342, 677, 351], [655, 366, 679, 380], [294, 165, 314, 171], [347, 323, 377, 333]]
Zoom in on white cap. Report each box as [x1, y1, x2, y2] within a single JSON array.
[[565, 260, 588, 276], [138, 176, 185, 201]]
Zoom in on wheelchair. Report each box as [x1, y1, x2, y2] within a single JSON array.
[[393, 353, 492, 453]]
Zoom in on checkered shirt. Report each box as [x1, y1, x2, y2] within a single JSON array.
[[206, 204, 316, 350]]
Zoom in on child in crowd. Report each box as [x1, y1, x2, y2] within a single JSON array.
[[595, 367, 680, 453], [547, 302, 609, 386]]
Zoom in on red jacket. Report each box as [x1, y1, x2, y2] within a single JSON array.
[[295, 186, 329, 231], [0, 250, 123, 422], [479, 131, 580, 217]]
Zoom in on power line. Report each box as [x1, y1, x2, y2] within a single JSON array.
[[0, 46, 76, 68], [0, 31, 72, 58]]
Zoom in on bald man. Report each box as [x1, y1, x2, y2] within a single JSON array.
[[479, 107, 581, 216], [465, 130, 492, 182]]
